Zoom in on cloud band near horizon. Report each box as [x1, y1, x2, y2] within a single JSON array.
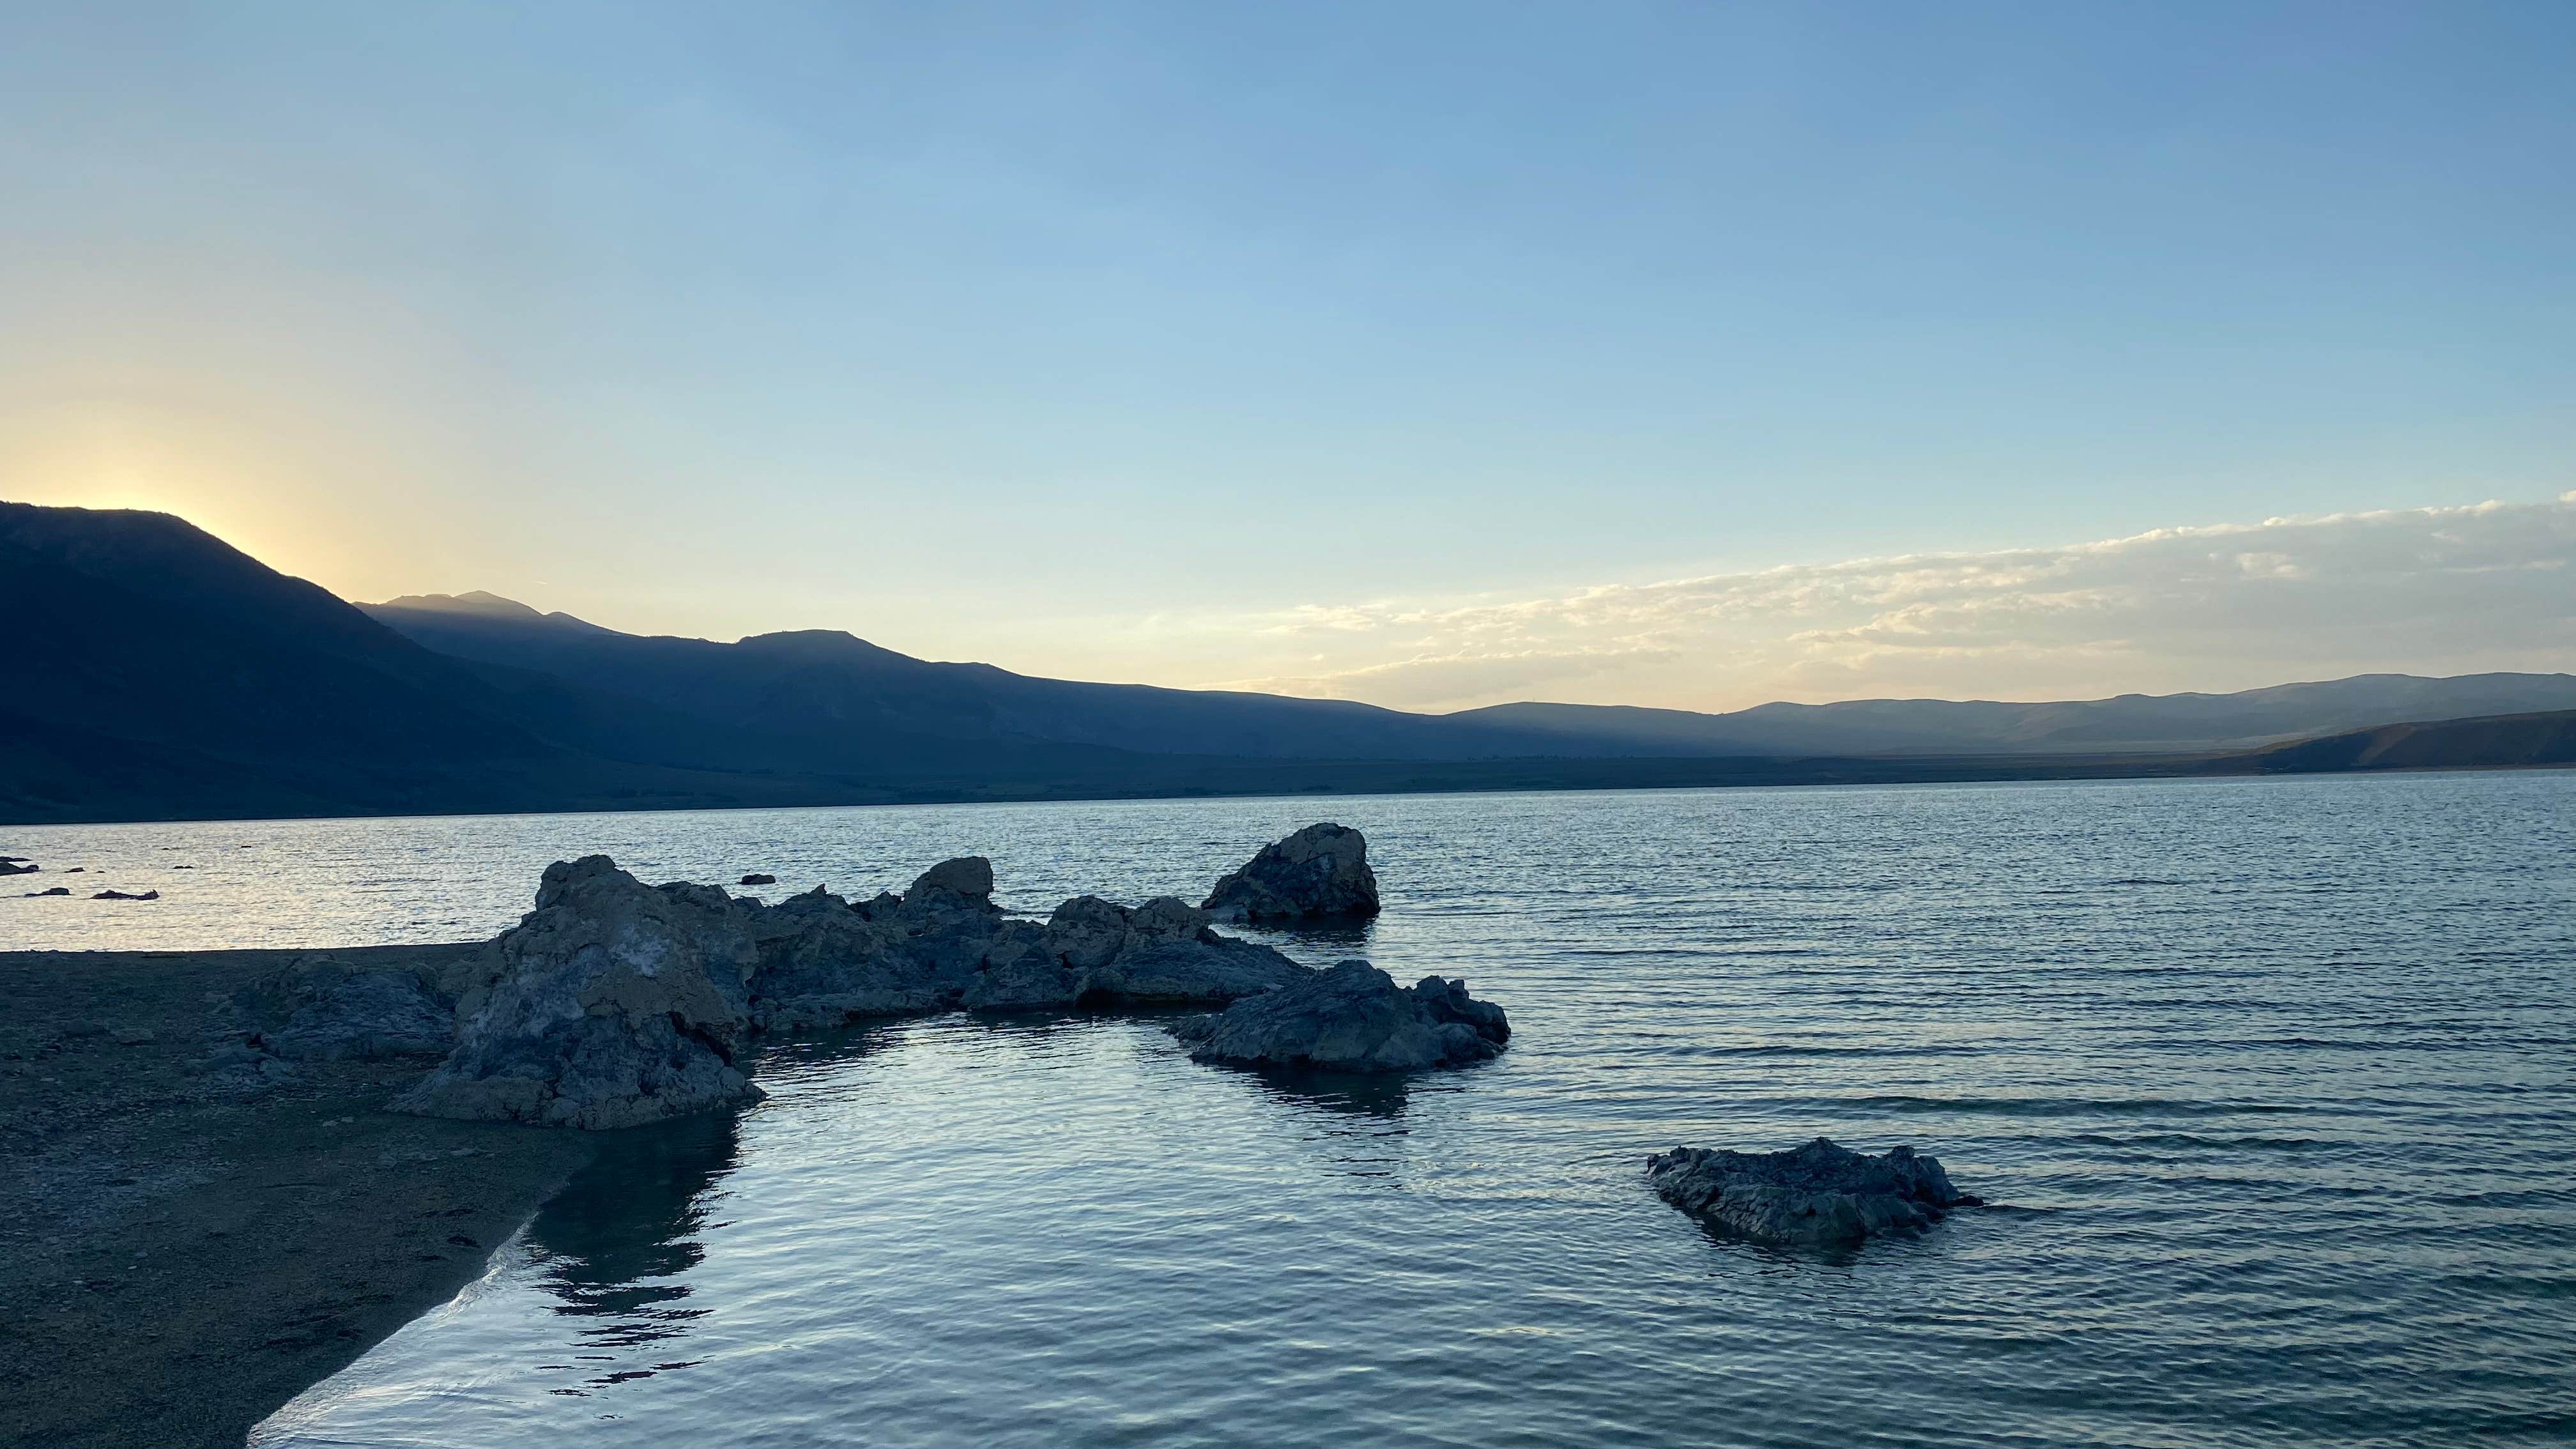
[[1161, 494, 2576, 713]]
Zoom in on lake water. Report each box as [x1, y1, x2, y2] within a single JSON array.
[[15, 775, 2576, 1446]]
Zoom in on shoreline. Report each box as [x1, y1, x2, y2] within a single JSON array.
[[0, 946, 596, 1449]]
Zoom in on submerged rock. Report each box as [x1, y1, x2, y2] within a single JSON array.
[[24, 886, 68, 896], [1201, 824, 1380, 921], [235, 956, 457, 1062], [1644, 1138, 1980, 1246], [1169, 960, 1508, 1072], [90, 889, 158, 901], [393, 855, 765, 1130]]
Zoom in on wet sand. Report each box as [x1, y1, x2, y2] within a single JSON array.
[[0, 946, 595, 1449]]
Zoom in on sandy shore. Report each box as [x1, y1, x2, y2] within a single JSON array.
[[0, 946, 595, 1449]]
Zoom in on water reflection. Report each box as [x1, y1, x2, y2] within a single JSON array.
[[521, 1113, 742, 1385]]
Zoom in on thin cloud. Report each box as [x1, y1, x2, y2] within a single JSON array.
[[1203, 496, 2576, 712]]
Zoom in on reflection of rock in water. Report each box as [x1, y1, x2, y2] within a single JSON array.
[[523, 1112, 741, 1350], [1242, 1064, 1413, 1120], [1242, 916, 1377, 958]]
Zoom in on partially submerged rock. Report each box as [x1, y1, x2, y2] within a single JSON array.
[[738, 873, 778, 886], [1169, 960, 1508, 1072], [1645, 1138, 1980, 1246], [24, 886, 68, 897], [392, 856, 765, 1130], [0, 859, 36, 875], [1201, 824, 1380, 921], [91, 889, 158, 901]]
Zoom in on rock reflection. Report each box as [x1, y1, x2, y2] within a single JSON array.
[[520, 1111, 741, 1381]]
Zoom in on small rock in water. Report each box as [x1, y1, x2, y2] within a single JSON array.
[[1169, 960, 1508, 1072], [91, 889, 159, 901], [1201, 824, 1381, 921], [739, 873, 777, 886], [25, 886, 69, 897], [1645, 1137, 1981, 1247]]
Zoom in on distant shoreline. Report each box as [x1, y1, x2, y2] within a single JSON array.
[[6, 745, 2570, 830]]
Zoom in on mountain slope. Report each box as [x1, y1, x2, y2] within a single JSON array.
[[1452, 673, 2576, 756], [2230, 710, 2576, 773]]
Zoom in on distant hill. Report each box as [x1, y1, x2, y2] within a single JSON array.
[[372, 588, 2576, 763], [2228, 710, 2576, 774], [1452, 675, 2576, 756], [5, 500, 2570, 825]]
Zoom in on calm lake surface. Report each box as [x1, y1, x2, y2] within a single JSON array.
[[14, 774, 2576, 1446]]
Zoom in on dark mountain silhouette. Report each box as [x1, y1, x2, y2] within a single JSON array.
[[371, 588, 2576, 762], [5, 500, 2569, 825], [1448, 675, 2576, 756]]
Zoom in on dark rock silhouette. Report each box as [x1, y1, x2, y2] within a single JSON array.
[[1646, 1138, 1980, 1246], [1202, 824, 1381, 921], [90, 889, 158, 901], [24, 885, 68, 896], [0, 860, 34, 875], [1169, 961, 1508, 1072], [737, 873, 777, 885]]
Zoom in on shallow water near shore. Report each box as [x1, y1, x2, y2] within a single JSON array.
[[18, 775, 2576, 1446]]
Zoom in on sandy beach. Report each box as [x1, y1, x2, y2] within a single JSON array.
[[0, 945, 594, 1449]]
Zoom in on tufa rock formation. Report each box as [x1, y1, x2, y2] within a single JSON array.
[[1644, 1138, 1980, 1246], [1169, 960, 1508, 1073], [392, 824, 1502, 1129], [391, 856, 767, 1130], [1200, 822, 1380, 921]]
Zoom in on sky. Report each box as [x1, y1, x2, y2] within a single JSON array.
[[3, 1, 2571, 712]]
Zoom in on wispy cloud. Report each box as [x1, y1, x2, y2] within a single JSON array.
[[1192, 495, 2576, 711]]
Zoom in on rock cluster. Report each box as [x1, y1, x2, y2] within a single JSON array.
[[1200, 822, 1380, 921], [392, 824, 1477, 1130], [1644, 1137, 1980, 1246], [1170, 961, 1508, 1072]]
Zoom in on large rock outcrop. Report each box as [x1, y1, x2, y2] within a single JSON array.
[[1169, 961, 1508, 1072], [1201, 824, 1380, 921], [395, 839, 1508, 1127], [392, 856, 766, 1130], [1644, 1138, 1980, 1246]]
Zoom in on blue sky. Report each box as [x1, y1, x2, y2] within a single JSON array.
[[3, 2, 2570, 707]]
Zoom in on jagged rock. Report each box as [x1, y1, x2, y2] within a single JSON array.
[[1169, 960, 1507, 1071], [90, 889, 157, 901], [1644, 1138, 1981, 1246], [744, 885, 978, 1029], [1201, 824, 1380, 921], [393, 855, 765, 1130], [234, 956, 457, 1062], [963, 894, 1311, 1010]]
